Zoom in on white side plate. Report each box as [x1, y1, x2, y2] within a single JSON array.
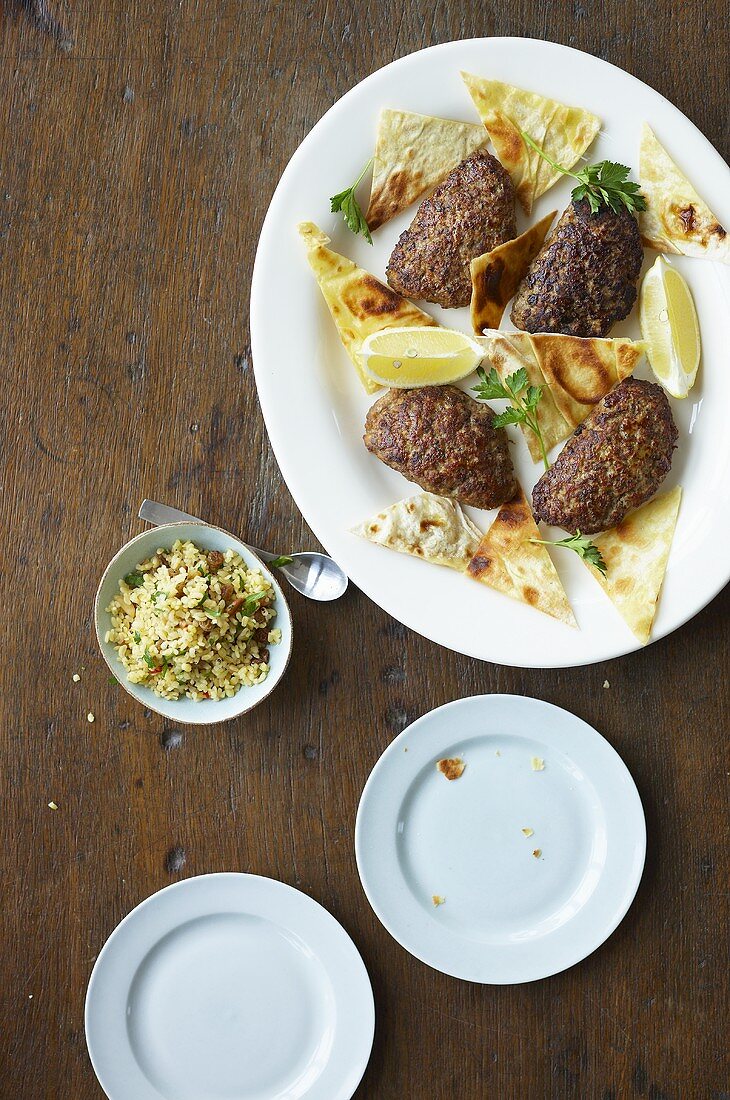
[[251, 36, 730, 667], [356, 695, 645, 983], [85, 874, 374, 1100]]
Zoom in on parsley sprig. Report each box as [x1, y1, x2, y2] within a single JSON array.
[[330, 159, 373, 244], [529, 531, 607, 575], [521, 131, 646, 215], [473, 366, 550, 471]]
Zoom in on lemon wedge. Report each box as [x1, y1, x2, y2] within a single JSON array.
[[639, 256, 701, 398], [359, 326, 484, 388]]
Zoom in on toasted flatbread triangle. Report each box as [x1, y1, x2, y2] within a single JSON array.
[[470, 211, 556, 333], [529, 334, 646, 427], [477, 330, 571, 461], [298, 222, 439, 393], [461, 73, 600, 214], [585, 486, 682, 644], [467, 484, 577, 626], [534, 103, 601, 204], [639, 125, 730, 262], [352, 492, 482, 571], [366, 110, 488, 231]]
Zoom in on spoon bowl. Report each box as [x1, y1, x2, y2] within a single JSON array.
[[279, 552, 349, 601]]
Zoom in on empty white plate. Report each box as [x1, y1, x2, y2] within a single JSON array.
[[85, 874, 374, 1100], [355, 695, 646, 984]]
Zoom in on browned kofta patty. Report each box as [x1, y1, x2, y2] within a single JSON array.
[[511, 198, 644, 337], [364, 385, 517, 510], [532, 377, 677, 534], [386, 151, 516, 309]]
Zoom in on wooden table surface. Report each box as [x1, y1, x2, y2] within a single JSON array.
[[2, 2, 728, 1097]]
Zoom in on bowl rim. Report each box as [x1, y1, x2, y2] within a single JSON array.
[[94, 521, 293, 725]]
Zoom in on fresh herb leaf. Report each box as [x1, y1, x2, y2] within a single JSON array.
[[124, 571, 144, 588], [492, 406, 525, 429], [133, 631, 141, 643], [268, 555, 294, 569], [524, 384, 543, 410], [520, 131, 646, 215], [529, 531, 607, 575], [242, 590, 268, 616], [471, 366, 508, 401], [330, 159, 373, 244], [472, 366, 550, 471], [504, 367, 529, 398], [142, 648, 156, 669], [108, 675, 118, 685]]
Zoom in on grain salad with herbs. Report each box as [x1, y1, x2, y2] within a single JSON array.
[[105, 539, 281, 700]]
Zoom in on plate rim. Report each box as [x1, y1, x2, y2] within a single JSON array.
[[250, 34, 730, 668], [354, 693, 647, 984], [84, 871, 375, 1100]]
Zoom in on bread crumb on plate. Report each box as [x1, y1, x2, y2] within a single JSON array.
[[437, 757, 465, 780], [432, 895, 446, 907], [531, 756, 545, 771], [522, 827, 534, 837]]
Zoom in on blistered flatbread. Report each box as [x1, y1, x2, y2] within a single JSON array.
[[476, 331, 570, 461], [584, 486, 682, 643], [639, 125, 730, 262], [299, 222, 439, 393], [461, 73, 600, 214], [467, 484, 576, 626], [529, 333, 645, 427], [352, 492, 482, 571], [366, 110, 488, 231], [470, 211, 556, 333]]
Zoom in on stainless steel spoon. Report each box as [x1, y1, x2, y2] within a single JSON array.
[[138, 499, 348, 602]]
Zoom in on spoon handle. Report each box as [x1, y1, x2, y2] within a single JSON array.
[[137, 499, 275, 562]]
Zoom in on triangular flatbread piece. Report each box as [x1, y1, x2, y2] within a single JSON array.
[[366, 110, 488, 231], [299, 222, 439, 393], [477, 331, 571, 461], [461, 73, 600, 214], [639, 125, 730, 262], [534, 103, 601, 203], [352, 492, 482, 571], [584, 486, 682, 644], [470, 211, 556, 333], [529, 333, 645, 427], [467, 484, 576, 626]]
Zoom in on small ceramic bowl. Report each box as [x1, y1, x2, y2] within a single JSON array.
[[95, 522, 293, 725]]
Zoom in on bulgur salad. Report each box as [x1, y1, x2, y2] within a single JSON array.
[[105, 539, 281, 701]]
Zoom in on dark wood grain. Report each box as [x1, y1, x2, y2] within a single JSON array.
[[1, 2, 728, 1097]]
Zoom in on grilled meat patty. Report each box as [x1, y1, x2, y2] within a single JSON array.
[[364, 385, 517, 510], [386, 151, 516, 309], [511, 198, 644, 337], [532, 377, 677, 534]]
